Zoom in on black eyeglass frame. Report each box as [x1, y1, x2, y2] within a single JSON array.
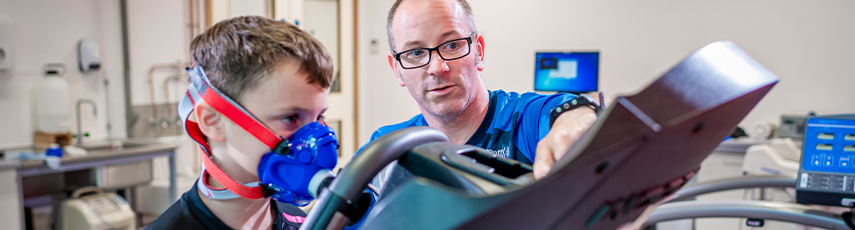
[[393, 32, 476, 69]]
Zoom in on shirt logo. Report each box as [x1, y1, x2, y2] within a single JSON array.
[[483, 146, 511, 158]]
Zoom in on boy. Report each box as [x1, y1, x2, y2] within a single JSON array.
[[146, 16, 336, 230]]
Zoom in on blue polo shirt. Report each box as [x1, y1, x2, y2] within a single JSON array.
[[358, 90, 578, 164]]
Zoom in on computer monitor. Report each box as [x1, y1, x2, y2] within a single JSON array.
[[533, 52, 599, 94]]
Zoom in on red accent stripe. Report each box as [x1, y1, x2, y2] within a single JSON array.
[[202, 88, 282, 150], [282, 212, 306, 224], [186, 120, 264, 199], [201, 157, 263, 199], [186, 91, 195, 104]]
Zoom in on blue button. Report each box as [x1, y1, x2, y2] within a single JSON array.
[[812, 155, 821, 166], [841, 157, 850, 168]]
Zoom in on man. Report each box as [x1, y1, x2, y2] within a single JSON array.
[[359, 0, 603, 186], [358, 2, 666, 228]]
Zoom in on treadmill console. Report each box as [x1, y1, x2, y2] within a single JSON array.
[[796, 114, 855, 207]]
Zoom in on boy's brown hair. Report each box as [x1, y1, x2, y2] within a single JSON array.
[[190, 16, 333, 101]]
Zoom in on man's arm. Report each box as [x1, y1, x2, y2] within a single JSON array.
[[532, 92, 610, 179]]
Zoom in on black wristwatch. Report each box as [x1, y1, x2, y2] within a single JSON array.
[[549, 94, 601, 127]]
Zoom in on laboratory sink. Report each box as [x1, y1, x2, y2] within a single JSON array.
[[77, 139, 175, 153], [71, 139, 181, 189], [79, 141, 148, 152], [13, 138, 180, 202]]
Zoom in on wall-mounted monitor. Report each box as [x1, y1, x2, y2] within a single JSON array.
[[534, 52, 599, 94]]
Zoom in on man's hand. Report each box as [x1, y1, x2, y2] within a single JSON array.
[[533, 92, 611, 179]]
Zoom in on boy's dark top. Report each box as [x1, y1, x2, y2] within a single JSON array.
[[145, 182, 307, 230]]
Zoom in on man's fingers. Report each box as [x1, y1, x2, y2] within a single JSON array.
[[533, 139, 555, 179], [534, 106, 599, 180], [549, 129, 574, 161], [533, 130, 570, 179]]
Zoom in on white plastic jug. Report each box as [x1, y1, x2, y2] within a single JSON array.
[[34, 63, 72, 133]]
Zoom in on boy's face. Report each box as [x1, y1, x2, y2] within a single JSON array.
[[219, 60, 330, 182]]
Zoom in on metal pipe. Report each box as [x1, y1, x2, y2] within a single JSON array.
[[162, 73, 183, 123], [103, 77, 112, 135], [670, 175, 797, 202], [644, 200, 847, 229], [76, 99, 98, 146], [147, 63, 183, 119], [120, 0, 134, 137]]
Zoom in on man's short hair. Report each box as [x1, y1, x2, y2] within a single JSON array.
[[386, 0, 478, 53], [190, 16, 333, 101]]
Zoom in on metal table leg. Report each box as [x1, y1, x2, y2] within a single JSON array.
[[168, 150, 176, 202], [17, 172, 25, 230]]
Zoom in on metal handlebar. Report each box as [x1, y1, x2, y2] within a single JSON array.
[[670, 175, 797, 202], [300, 126, 449, 230], [644, 200, 847, 229]]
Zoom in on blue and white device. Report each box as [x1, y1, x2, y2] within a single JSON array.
[[796, 114, 855, 207]]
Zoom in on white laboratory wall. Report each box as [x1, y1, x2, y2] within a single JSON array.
[[331, 0, 358, 168], [274, 0, 304, 23], [304, 0, 339, 72], [0, 0, 201, 213], [211, 0, 230, 23], [0, 0, 124, 148], [127, 0, 191, 106], [357, 0, 420, 146], [358, 0, 855, 146], [0, 0, 195, 147], [230, 0, 267, 17], [125, 0, 203, 199]]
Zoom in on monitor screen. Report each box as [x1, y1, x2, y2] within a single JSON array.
[[795, 114, 855, 207], [534, 52, 599, 93], [800, 116, 855, 174]]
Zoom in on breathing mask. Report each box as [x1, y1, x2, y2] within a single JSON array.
[[179, 64, 337, 206]]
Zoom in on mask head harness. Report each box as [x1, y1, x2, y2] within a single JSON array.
[[179, 64, 338, 206]]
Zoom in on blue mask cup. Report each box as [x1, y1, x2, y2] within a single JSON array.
[[256, 121, 338, 206]]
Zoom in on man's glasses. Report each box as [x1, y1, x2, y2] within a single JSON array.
[[393, 32, 475, 69]]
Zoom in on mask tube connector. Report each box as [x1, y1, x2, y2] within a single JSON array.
[[309, 169, 336, 198]]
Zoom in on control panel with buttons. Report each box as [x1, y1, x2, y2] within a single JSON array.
[[797, 114, 855, 207]]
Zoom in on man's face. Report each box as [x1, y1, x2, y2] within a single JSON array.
[[389, 0, 485, 118], [220, 60, 329, 182]]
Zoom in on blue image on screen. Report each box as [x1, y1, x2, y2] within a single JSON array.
[[534, 52, 599, 93], [800, 115, 855, 174]]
